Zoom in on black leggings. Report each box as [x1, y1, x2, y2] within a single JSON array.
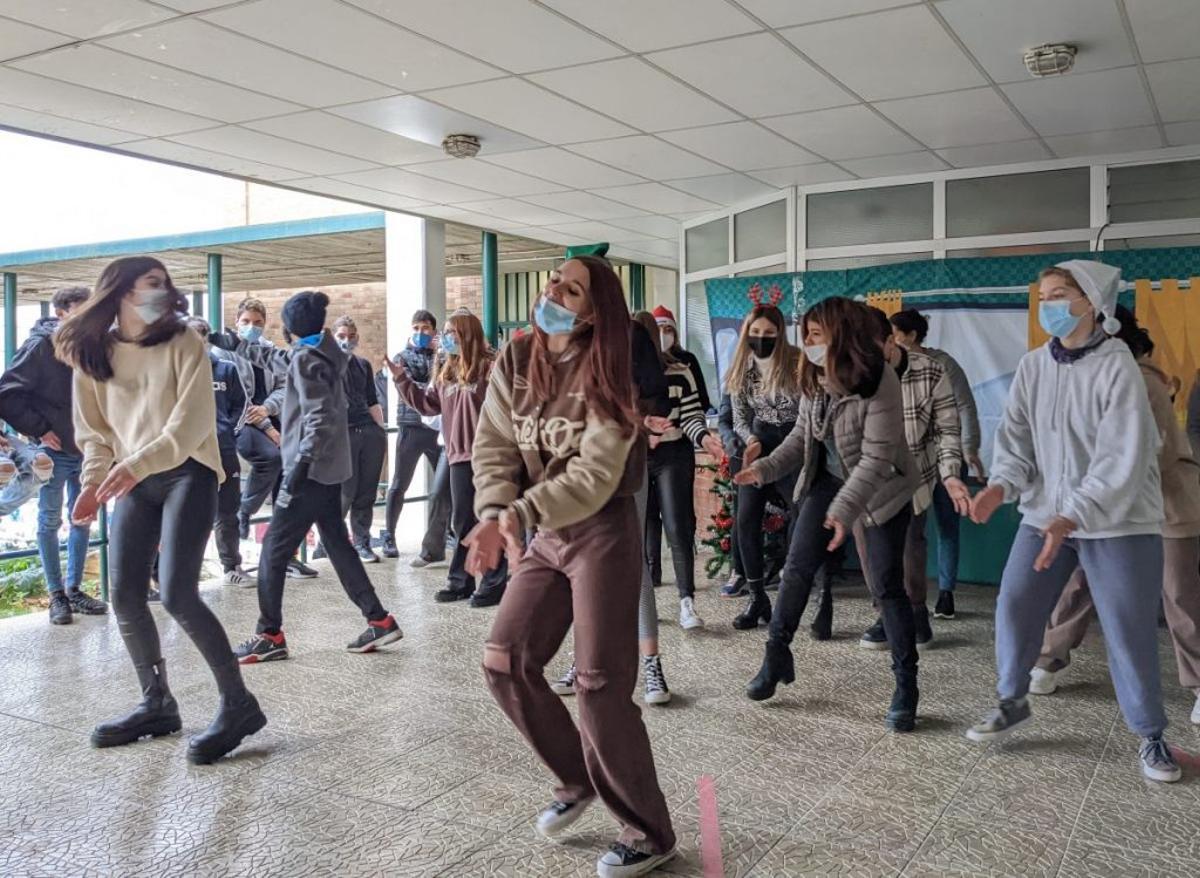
[[110, 460, 244, 697], [447, 461, 508, 596], [735, 420, 796, 583], [646, 440, 696, 600]]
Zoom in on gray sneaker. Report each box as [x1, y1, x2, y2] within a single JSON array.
[[1139, 735, 1181, 783], [965, 697, 1032, 743]]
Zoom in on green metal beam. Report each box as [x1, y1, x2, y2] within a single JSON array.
[[3, 273, 16, 367], [482, 231, 499, 346], [40, 300, 50, 318], [206, 253, 223, 331], [629, 263, 646, 312]]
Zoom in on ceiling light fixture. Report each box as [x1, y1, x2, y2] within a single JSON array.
[[442, 134, 482, 159], [1023, 43, 1077, 77]]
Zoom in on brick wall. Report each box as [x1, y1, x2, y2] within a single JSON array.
[[446, 275, 483, 316]]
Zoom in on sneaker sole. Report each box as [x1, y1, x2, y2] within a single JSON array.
[[859, 640, 889, 651], [597, 847, 677, 877], [1028, 684, 1058, 696], [551, 686, 576, 697], [348, 628, 404, 654], [49, 616, 73, 625], [91, 717, 183, 748], [238, 649, 289, 665], [933, 612, 955, 620], [680, 619, 704, 630], [645, 691, 672, 705], [965, 713, 1031, 743], [285, 572, 318, 579], [535, 798, 595, 840], [1142, 763, 1182, 783]]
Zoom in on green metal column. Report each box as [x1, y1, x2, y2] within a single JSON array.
[[206, 253, 223, 331], [482, 231, 499, 346], [191, 291, 203, 317], [629, 263, 646, 312], [3, 273, 16, 367], [40, 301, 50, 318]]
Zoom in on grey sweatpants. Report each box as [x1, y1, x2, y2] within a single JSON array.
[[634, 473, 659, 643], [996, 525, 1167, 737]]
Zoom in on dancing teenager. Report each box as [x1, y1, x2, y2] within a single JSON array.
[[465, 256, 676, 877], [59, 256, 264, 764]]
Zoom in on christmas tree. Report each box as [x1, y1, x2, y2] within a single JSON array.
[[700, 456, 789, 580]]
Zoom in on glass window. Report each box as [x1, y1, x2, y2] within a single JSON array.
[[1103, 233, 1200, 250], [806, 183, 932, 248], [804, 252, 932, 271], [684, 217, 728, 273], [1109, 160, 1200, 223], [946, 169, 1090, 237], [946, 242, 1089, 259], [735, 263, 786, 276], [734, 199, 786, 262], [684, 280, 718, 398]]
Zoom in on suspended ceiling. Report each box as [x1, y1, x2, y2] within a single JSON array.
[[1, 0, 1199, 270]]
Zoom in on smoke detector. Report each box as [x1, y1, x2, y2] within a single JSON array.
[[1023, 43, 1077, 77], [442, 134, 481, 159]]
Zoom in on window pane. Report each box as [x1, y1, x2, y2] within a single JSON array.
[[946, 169, 1089, 237], [734, 199, 786, 262], [805, 252, 932, 271], [1110, 160, 1200, 223], [684, 280, 718, 399], [806, 183, 932, 247], [1104, 233, 1200, 250], [946, 241, 1089, 259], [685, 217, 728, 273], [735, 263, 786, 276]]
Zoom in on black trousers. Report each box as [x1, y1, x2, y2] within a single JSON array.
[[728, 455, 745, 577], [341, 424, 388, 545], [735, 420, 796, 583], [770, 471, 918, 688], [256, 479, 388, 635], [447, 461, 508, 596], [237, 427, 281, 522], [385, 425, 452, 558], [215, 453, 242, 571], [645, 440, 696, 600], [111, 460, 244, 697]]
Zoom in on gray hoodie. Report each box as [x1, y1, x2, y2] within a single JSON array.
[[989, 337, 1163, 538]]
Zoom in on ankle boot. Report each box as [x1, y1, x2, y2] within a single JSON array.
[[747, 640, 795, 701], [187, 691, 267, 765], [732, 580, 772, 630], [886, 678, 920, 732], [809, 582, 833, 641], [91, 660, 182, 748]]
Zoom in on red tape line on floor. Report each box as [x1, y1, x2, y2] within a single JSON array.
[[697, 774, 725, 878], [1169, 745, 1200, 773]]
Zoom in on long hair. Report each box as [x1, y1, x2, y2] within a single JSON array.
[[55, 256, 187, 381], [438, 311, 489, 386], [723, 304, 800, 399], [528, 256, 637, 436], [632, 310, 677, 368], [799, 297, 885, 399]]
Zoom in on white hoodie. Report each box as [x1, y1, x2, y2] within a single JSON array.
[[989, 337, 1164, 538]]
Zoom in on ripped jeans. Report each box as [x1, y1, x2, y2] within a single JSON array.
[[482, 496, 676, 856]]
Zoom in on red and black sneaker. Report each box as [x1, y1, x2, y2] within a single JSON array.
[[235, 631, 288, 664], [346, 615, 404, 653]]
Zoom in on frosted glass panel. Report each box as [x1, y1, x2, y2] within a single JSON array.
[[734, 199, 787, 262], [1104, 233, 1200, 250], [946, 242, 1088, 259], [946, 169, 1089, 237], [685, 217, 728, 273], [1110, 160, 1200, 223], [736, 264, 786, 276], [807, 183, 932, 247], [805, 252, 932, 271], [684, 280, 718, 398]]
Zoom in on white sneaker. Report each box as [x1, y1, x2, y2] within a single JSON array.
[[642, 654, 671, 705], [534, 797, 594, 840], [1139, 735, 1182, 783], [679, 597, 704, 630], [551, 660, 577, 696], [1028, 667, 1059, 696], [1191, 692, 1200, 725], [222, 567, 254, 588], [597, 843, 678, 877]]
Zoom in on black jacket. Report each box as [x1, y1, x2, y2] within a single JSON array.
[[0, 317, 78, 455], [376, 345, 437, 427], [210, 352, 246, 460], [632, 322, 670, 418], [672, 346, 711, 413]]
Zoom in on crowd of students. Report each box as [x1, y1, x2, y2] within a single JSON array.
[[2, 252, 1199, 877]]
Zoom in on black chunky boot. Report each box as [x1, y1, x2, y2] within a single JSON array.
[[886, 678, 920, 732], [187, 691, 267, 765], [746, 640, 795, 701], [732, 580, 771, 630], [809, 579, 833, 641], [91, 660, 182, 748]]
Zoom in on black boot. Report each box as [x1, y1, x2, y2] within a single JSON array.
[[886, 678, 920, 732], [91, 660, 182, 748], [187, 691, 267, 765], [732, 580, 771, 630], [746, 640, 795, 701], [809, 579, 833, 641]]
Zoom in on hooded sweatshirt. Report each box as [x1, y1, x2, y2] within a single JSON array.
[[0, 317, 78, 455], [989, 337, 1164, 538], [392, 353, 494, 464]]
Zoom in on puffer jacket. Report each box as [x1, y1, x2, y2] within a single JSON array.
[[753, 365, 919, 528], [390, 345, 437, 427]]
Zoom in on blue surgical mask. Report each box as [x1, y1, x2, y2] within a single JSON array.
[[1039, 300, 1083, 339], [441, 333, 460, 356], [130, 288, 170, 324], [534, 296, 578, 336], [411, 332, 433, 350], [238, 325, 264, 343]]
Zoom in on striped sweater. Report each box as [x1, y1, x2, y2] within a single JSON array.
[[896, 348, 962, 515], [657, 362, 710, 449]]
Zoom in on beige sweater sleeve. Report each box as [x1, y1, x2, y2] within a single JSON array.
[[73, 371, 116, 488], [472, 364, 526, 520]]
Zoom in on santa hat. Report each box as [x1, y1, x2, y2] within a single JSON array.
[[652, 305, 677, 333], [1056, 260, 1122, 335]]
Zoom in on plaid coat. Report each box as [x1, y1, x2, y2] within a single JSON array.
[[898, 349, 963, 514]]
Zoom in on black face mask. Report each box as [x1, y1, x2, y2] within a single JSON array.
[[748, 335, 777, 359]]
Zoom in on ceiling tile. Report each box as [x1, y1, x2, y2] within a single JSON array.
[[568, 136, 727, 180], [1045, 126, 1164, 157], [659, 121, 819, 171], [343, 0, 621, 72], [1165, 121, 1200, 146], [0, 0, 175, 39], [543, 220, 648, 242], [405, 159, 567, 196], [0, 18, 70, 61], [1125, 0, 1200, 63], [118, 138, 306, 180], [455, 199, 580, 226], [591, 182, 719, 213], [204, 0, 501, 91], [331, 95, 542, 155], [624, 239, 679, 260], [735, 0, 914, 28], [481, 148, 641, 188], [761, 105, 921, 159], [331, 167, 493, 203], [153, 1, 244, 9], [667, 173, 779, 204], [170, 126, 378, 175], [748, 163, 855, 186], [283, 176, 432, 209], [838, 150, 949, 176], [539, 0, 761, 51], [13, 45, 299, 123], [0, 103, 139, 145], [422, 79, 635, 145], [1002, 67, 1156, 136], [528, 58, 737, 132], [1146, 59, 1200, 123], [782, 6, 986, 101], [876, 87, 1031, 148], [414, 204, 525, 232], [607, 214, 680, 239], [520, 190, 650, 221], [243, 112, 444, 165], [936, 139, 1052, 167], [0, 67, 216, 136], [649, 33, 851, 117], [936, 0, 1135, 83], [100, 19, 396, 107]]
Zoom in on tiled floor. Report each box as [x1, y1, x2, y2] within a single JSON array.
[[3, 556, 1199, 877]]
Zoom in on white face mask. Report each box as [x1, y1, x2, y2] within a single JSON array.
[[130, 288, 170, 323], [803, 343, 827, 367], [660, 331, 675, 352]]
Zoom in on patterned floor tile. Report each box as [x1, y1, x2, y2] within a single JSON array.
[[1058, 839, 1198, 878], [902, 817, 1067, 876]]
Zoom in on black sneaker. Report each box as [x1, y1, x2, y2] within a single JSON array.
[[235, 632, 289, 664], [286, 559, 318, 579], [356, 543, 380, 564], [934, 591, 956, 620], [914, 605, 933, 645], [148, 583, 162, 603], [346, 615, 403, 653], [535, 797, 595, 839], [596, 842, 678, 877], [67, 590, 109, 615], [859, 617, 888, 650], [469, 586, 505, 608], [49, 592, 72, 625], [380, 530, 399, 559], [312, 543, 328, 560], [435, 583, 474, 603]]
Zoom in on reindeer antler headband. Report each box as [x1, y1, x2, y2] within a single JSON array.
[[747, 283, 785, 308]]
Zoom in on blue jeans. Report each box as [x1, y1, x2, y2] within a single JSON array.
[[930, 463, 966, 592], [36, 448, 90, 594], [0, 436, 43, 515]]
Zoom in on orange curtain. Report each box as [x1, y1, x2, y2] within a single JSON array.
[[867, 289, 903, 317], [1137, 277, 1200, 426]]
